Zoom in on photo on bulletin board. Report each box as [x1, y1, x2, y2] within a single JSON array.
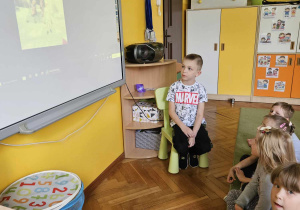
[[275, 55, 288, 67], [272, 19, 285, 30], [278, 33, 292, 43], [291, 6, 297, 17], [263, 7, 276, 18], [257, 79, 269, 90], [260, 33, 271, 44], [258, 55, 271, 67], [284, 6, 291, 18], [266, 67, 279, 78], [274, 81, 286, 92]]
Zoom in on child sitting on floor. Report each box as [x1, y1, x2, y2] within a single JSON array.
[[227, 102, 299, 185], [271, 162, 300, 210], [225, 114, 296, 210]]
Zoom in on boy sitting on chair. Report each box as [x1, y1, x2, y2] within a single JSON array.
[[166, 54, 211, 170]]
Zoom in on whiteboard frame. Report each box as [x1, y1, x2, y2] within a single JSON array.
[[0, 0, 126, 140]]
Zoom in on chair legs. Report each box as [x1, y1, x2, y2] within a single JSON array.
[[199, 153, 209, 168], [168, 145, 179, 174], [159, 135, 208, 173], [158, 135, 168, 160]]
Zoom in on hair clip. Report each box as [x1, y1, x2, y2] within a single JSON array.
[[280, 123, 286, 128], [260, 126, 272, 133]]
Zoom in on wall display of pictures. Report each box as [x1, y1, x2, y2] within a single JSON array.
[[274, 81, 286, 92], [275, 55, 288, 66], [257, 79, 269, 90], [263, 7, 277, 18], [258, 55, 271, 67], [260, 33, 271, 43], [278, 32, 292, 43], [272, 19, 285, 30], [266, 67, 279, 78]]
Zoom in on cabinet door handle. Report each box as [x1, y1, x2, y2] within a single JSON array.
[[214, 43, 218, 51], [221, 43, 225, 51], [290, 41, 295, 50], [288, 58, 293, 66], [297, 58, 300, 66]]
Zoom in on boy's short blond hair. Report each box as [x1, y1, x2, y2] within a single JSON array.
[[272, 102, 295, 119], [184, 54, 203, 70], [271, 162, 300, 193]]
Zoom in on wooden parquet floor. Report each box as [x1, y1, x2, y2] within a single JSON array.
[[83, 100, 300, 210]]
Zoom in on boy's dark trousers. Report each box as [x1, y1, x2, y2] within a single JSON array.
[[172, 124, 211, 156]]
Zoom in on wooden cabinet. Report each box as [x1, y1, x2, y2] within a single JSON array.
[[254, 54, 295, 98], [121, 60, 177, 158], [254, 5, 300, 99], [291, 54, 300, 98], [186, 7, 258, 96], [186, 9, 221, 94], [218, 7, 258, 96]]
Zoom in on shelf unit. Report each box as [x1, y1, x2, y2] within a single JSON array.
[[121, 59, 177, 158]]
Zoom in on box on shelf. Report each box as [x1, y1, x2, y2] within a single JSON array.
[[132, 101, 163, 123], [135, 129, 161, 150]]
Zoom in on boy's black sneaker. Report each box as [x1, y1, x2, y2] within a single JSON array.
[[189, 154, 199, 168], [179, 154, 188, 170]]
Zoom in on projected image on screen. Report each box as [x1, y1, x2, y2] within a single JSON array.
[[14, 0, 68, 50]]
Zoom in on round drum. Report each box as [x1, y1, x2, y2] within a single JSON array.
[[0, 170, 82, 210]]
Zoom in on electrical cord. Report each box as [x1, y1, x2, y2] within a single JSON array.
[[125, 83, 163, 122], [0, 97, 109, 146]]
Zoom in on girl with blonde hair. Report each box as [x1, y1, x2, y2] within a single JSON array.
[[234, 120, 296, 210]]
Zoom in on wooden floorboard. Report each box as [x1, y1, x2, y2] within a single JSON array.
[[83, 100, 300, 210]]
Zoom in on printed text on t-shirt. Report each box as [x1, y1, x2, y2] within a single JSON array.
[[175, 92, 199, 105]]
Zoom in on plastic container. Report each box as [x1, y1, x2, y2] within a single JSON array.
[[61, 183, 85, 210]]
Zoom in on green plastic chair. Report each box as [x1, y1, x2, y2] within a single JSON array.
[[155, 87, 209, 174]]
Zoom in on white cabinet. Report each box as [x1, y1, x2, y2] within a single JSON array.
[[186, 9, 221, 94], [257, 5, 300, 53]]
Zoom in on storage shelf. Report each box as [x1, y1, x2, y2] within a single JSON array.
[[123, 90, 155, 99], [121, 59, 177, 159], [125, 121, 163, 130]]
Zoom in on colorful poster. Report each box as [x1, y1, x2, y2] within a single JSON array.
[[272, 19, 285, 31], [257, 79, 269, 90], [263, 7, 276, 18], [274, 81, 286, 92], [275, 56, 288, 67], [258, 55, 271, 67], [266, 67, 279, 78], [260, 33, 272, 44]]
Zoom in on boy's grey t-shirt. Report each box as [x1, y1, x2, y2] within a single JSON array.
[[166, 80, 208, 127]]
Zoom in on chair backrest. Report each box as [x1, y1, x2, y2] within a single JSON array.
[[155, 87, 170, 129]]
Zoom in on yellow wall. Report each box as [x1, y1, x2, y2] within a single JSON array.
[[0, 89, 123, 192], [0, 0, 164, 192], [121, 0, 163, 46]]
